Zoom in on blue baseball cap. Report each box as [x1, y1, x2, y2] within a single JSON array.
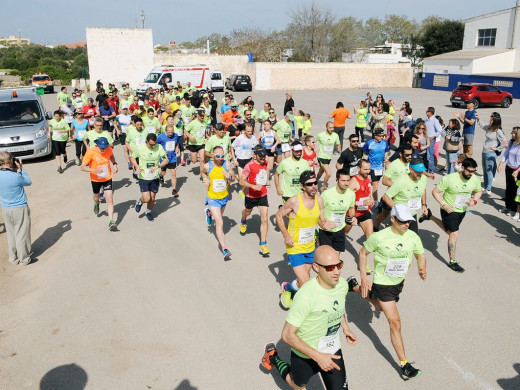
[[409, 158, 426, 172], [95, 137, 109, 149]]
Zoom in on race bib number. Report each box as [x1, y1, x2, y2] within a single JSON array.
[[298, 226, 315, 245], [146, 126, 156, 134], [121, 125, 128, 133], [263, 137, 274, 147], [165, 140, 176, 151], [197, 129, 205, 138], [212, 179, 227, 193], [136, 137, 146, 146], [256, 169, 268, 185], [97, 164, 109, 179], [384, 258, 409, 278], [454, 195, 470, 209], [143, 168, 157, 180], [330, 213, 345, 226], [318, 327, 341, 354], [77, 130, 86, 139], [109, 120, 114, 127], [53, 130, 65, 139], [323, 145, 334, 154], [281, 143, 290, 153], [357, 196, 370, 211], [349, 166, 359, 176], [407, 198, 421, 212], [374, 169, 383, 176]]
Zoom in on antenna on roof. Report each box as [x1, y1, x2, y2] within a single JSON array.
[[140, 10, 145, 28]]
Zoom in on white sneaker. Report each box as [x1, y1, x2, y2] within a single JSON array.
[[512, 213, 520, 221]]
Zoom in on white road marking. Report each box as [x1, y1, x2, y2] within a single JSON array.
[[445, 357, 496, 390]]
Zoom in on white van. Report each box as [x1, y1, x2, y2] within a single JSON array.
[[136, 65, 211, 98], [209, 71, 224, 92]]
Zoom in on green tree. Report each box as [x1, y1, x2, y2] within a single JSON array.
[[329, 17, 364, 62], [401, 33, 425, 67], [420, 19, 464, 58]]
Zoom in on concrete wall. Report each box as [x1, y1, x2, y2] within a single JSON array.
[[253, 62, 412, 90], [472, 51, 516, 73], [86, 27, 153, 87], [86, 28, 412, 90], [463, 9, 515, 50], [423, 59, 474, 75]]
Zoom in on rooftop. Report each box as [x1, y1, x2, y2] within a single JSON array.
[[424, 49, 513, 61]]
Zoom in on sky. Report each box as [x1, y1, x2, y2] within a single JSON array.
[[0, 0, 518, 46]]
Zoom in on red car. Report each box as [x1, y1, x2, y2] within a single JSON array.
[[450, 83, 513, 109]]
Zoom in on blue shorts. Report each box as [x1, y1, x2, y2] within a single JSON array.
[[139, 178, 160, 193], [288, 251, 315, 267], [205, 196, 229, 209]]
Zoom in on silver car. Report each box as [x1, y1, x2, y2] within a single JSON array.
[[0, 87, 52, 159]]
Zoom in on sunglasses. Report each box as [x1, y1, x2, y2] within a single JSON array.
[[404, 153, 412, 157], [303, 181, 318, 187], [315, 260, 344, 272], [396, 219, 411, 225], [351, 139, 359, 143], [465, 168, 476, 173], [269, 111, 275, 114], [214, 154, 224, 158], [147, 142, 157, 147]]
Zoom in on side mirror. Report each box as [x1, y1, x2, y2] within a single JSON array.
[[46, 111, 52, 120]]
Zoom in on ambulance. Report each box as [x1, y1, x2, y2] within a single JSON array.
[[31, 73, 54, 93], [136, 65, 211, 98]]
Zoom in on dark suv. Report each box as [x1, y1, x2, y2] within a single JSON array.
[[450, 83, 513, 109], [225, 74, 252, 92]]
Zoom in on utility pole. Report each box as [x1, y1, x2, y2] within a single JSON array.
[[511, 0, 519, 49], [18, 28, 21, 38], [140, 10, 145, 28]]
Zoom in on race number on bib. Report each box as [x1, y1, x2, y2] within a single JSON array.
[[143, 168, 157, 180], [256, 169, 268, 185], [197, 129, 205, 138], [330, 213, 345, 226], [454, 195, 470, 209], [318, 331, 340, 354], [374, 169, 383, 176], [136, 137, 146, 146], [298, 226, 316, 245], [212, 179, 227, 193], [407, 198, 421, 212], [323, 145, 334, 154], [384, 258, 409, 278], [97, 164, 109, 179], [146, 126, 156, 134], [77, 130, 86, 139], [349, 166, 359, 176], [357, 196, 370, 211], [165, 140, 176, 151], [281, 143, 290, 153]]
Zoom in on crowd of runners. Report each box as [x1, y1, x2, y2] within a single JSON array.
[[44, 83, 520, 389]]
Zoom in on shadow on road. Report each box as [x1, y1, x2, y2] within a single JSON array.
[[172, 379, 198, 390], [470, 210, 518, 245], [418, 228, 446, 266], [497, 363, 520, 389], [112, 177, 132, 191], [267, 255, 294, 286], [40, 363, 87, 390], [32, 220, 72, 258], [346, 293, 401, 376]]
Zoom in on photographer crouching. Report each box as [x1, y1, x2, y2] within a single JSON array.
[[0, 152, 32, 266]]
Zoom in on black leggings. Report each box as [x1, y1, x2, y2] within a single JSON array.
[[505, 165, 519, 211], [355, 126, 365, 142], [75, 140, 87, 158], [291, 349, 348, 389]]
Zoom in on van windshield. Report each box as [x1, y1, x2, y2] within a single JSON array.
[[144, 73, 161, 83], [211, 73, 222, 80], [33, 75, 50, 82], [0, 101, 43, 126]]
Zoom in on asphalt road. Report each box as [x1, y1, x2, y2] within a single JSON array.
[[0, 87, 519, 390]]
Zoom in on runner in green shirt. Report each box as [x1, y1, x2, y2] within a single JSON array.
[[381, 158, 428, 233], [352, 101, 368, 142], [205, 123, 234, 162], [273, 115, 293, 161], [316, 121, 341, 191], [142, 109, 161, 135], [48, 110, 71, 173], [274, 141, 310, 202], [318, 168, 356, 254], [261, 246, 357, 390], [184, 110, 207, 176], [56, 87, 69, 108], [83, 118, 114, 149], [430, 157, 482, 273], [358, 204, 426, 380], [179, 99, 196, 122], [375, 145, 414, 230], [131, 133, 168, 222]]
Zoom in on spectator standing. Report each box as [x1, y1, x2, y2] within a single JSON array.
[[498, 127, 520, 216], [454, 101, 477, 156], [0, 153, 32, 266], [424, 107, 442, 173]]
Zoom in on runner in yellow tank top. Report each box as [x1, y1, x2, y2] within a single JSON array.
[[275, 171, 335, 309], [202, 146, 235, 260]]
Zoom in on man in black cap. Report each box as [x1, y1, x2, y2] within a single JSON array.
[[239, 145, 271, 256]]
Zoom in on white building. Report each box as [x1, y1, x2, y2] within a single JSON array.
[[344, 42, 413, 64], [422, 6, 520, 96]]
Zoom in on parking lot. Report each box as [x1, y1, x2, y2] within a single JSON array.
[[0, 86, 519, 390]]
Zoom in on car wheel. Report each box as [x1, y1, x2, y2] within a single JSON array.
[[501, 98, 511, 108], [232, 85, 236, 92], [470, 99, 479, 109], [451, 103, 460, 107]]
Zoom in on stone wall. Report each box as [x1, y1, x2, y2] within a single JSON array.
[[86, 27, 153, 87]]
